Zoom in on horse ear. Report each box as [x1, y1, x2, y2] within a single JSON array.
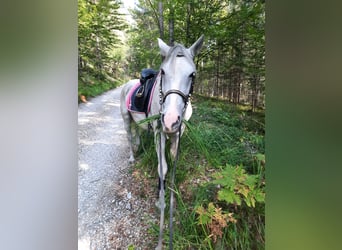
[[158, 38, 170, 57], [188, 35, 204, 57]]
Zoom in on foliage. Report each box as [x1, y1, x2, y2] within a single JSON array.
[[127, 245, 135, 250], [190, 159, 265, 249], [78, 0, 128, 101], [126, 1, 162, 76], [78, 0, 126, 71], [134, 95, 265, 249], [196, 202, 237, 243], [77, 0, 266, 247], [212, 164, 265, 207], [192, 158, 265, 247], [78, 74, 121, 102], [127, 0, 265, 108], [184, 95, 265, 169]]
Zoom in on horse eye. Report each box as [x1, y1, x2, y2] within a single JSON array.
[[190, 72, 196, 78], [161, 69, 165, 75]]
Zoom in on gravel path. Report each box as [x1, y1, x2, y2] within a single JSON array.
[[78, 86, 157, 250]]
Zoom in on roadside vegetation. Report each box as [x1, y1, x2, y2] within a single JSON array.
[[78, 0, 265, 248], [78, 0, 127, 103], [78, 67, 122, 103], [134, 95, 265, 249]]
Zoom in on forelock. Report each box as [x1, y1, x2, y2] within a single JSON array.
[[163, 44, 192, 64]]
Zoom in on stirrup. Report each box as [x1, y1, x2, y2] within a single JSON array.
[[136, 85, 144, 97]]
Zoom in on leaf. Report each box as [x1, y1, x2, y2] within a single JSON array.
[[195, 206, 211, 225], [233, 194, 242, 206], [207, 202, 216, 216], [212, 176, 235, 187], [198, 213, 211, 225], [245, 197, 251, 207], [254, 190, 265, 203], [212, 165, 236, 187], [217, 189, 236, 204], [244, 175, 257, 189], [255, 153, 265, 162], [250, 197, 256, 207], [238, 186, 250, 198]]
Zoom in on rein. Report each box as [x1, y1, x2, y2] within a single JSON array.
[[156, 117, 181, 250], [156, 69, 190, 249], [156, 118, 165, 250], [168, 123, 181, 250]]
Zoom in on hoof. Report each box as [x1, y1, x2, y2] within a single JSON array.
[[128, 156, 135, 164], [155, 198, 165, 210], [155, 200, 161, 210]]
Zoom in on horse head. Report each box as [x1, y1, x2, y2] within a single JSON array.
[[157, 35, 204, 134]]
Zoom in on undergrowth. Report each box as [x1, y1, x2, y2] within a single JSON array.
[[78, 67, 123, 103], [133, 94, 265, 249]]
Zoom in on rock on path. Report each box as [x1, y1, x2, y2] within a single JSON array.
[[78, 86, 156, 250]]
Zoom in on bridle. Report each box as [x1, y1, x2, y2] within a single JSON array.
[[156, 68, 196, 250], [158, 70, 196, 113]]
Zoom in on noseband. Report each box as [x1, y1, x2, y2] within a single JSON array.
[[159, 71, 195, 111]]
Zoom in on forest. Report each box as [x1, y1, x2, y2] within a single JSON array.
[[78, 0, 265, 111], [78, 0, 265, 248]]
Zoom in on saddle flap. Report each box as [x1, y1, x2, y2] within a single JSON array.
[[127, 73, 158, 114]]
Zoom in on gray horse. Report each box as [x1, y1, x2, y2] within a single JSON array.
[[120, 35, 203, 249]]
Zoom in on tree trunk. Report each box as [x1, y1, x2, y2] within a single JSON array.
[[214, 43, 220, 97], [251, 74, 260, 112], [168, 5, 174, 46], [95, 35, 103, 75], [78, 55, 83, 71], [158, 1, 164, 40], [185, 3, 192, 46], [232, 67, 242, 104]]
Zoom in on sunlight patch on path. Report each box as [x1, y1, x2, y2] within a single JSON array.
[[78, 238, 90, 250]]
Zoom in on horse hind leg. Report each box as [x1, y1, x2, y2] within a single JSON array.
[[122, 112, 135, 163], [127, 122, 135, 164], [131, 123, 141, 152]]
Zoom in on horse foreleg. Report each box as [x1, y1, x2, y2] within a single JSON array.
[[155, 132, 168, 198], [155, 131, 167, 249], [170, 132, 179, 160], [155, 183, 165, 250], [170, 123, 185, 159]]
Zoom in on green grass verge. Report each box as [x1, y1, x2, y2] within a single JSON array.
[[78, 69, 124, 102], [133, 94, 265, 249]]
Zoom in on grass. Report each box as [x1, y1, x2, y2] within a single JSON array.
[[77, 69, 265, 248], [78, 68, 124, 103], [132, 94, 265, 249]]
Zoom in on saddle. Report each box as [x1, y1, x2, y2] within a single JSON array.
[[133, 68, 158, 113]]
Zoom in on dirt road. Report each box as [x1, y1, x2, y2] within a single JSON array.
[[78, 86, 156, 250]]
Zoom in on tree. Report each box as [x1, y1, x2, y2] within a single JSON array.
[[78, 0, 126, 78], [126, 0, 265, 109]]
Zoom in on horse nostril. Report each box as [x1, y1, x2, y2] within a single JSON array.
[[162, 114, 181, 132], [172, 116, 181, 129]]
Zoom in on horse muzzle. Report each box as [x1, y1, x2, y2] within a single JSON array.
[[161, 113, 181, 134]]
